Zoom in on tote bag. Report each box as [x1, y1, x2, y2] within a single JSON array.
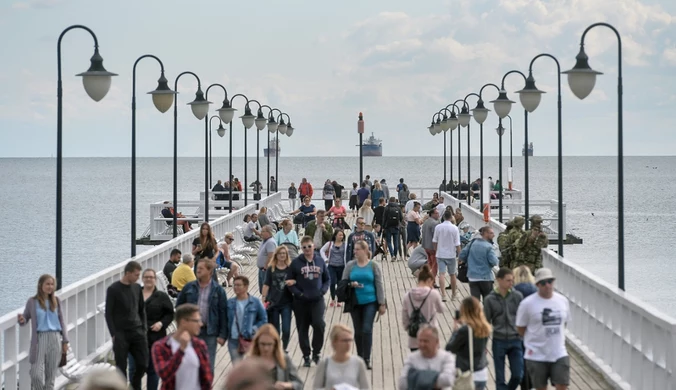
[[453, 326, 475, 390]]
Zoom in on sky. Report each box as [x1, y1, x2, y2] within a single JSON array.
[[0, 0, 675, 157]]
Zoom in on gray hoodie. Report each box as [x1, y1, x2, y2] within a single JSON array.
[[483, 288, 523, 340]]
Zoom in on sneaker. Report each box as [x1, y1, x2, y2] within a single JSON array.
[[365, 359, 372, 370], [451, 292, 458, 301], [302, 356, 311, 367], [442, 296, 448, 302], [445, 285, 453, 290], [312, 354, 321, 365], [329, 301, 335, 307], [337, 302, 342, 307]]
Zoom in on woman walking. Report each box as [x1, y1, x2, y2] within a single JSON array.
[[398, 183, 410, 205], [322, 179, 336, 211], [320, 230, 347, 308], [262, 246, 294, 351], [401, 265, 443, 352], [446, 296, 492, 390], [357, 199, 374, 230], [193, 222, 218, 266], [349, 182, 359, 217], [406, 202, 423, 252], [327, 198, 348, 230], [246, 324, 303, 390], [341, 240, 386, 370], [370, 182, 384, 210], [18, 274, 69, 390], [288, 182, 298, 210], [313, 324, 370, 390], [513, 265, 537, 298]]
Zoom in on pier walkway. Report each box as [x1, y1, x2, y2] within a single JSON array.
[[0, 192, 673, 389]]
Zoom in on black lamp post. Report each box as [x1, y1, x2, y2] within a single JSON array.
[[496, 119, 505, 223], [563, 22, 624, 290], [172, 72, 211, 237], [274, 113, 293, 190], [266, 108, 282, 196], [428, 113, 446, 185], [438, 108, 453, 185], [507, 114, 513, 189], [468, 84, 500, 211], [449, 100, 465, 200], [358, 112, 364, 185], [444, 104, 461, 196], [460, 95, 477, 205], [516, 54, 564, 256], [214, 94, 249, 212], [247, 100, 273, 201], [204, 84, 231, 222], [56, 25, 116, 289], [283, 116, 295, 190], [490, 70, 529, 228], [130, 55, 176, 257], [208, 115, 226, 186]]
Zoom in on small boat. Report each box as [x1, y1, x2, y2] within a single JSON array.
[[264, 137, 280, 158], [522, 142, 534, 156]]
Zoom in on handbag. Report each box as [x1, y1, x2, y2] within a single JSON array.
[[452, 326, 475, 390], [235, 307, 252, 354], [59, 351, 67, 367], [457, 240, 475, 284]]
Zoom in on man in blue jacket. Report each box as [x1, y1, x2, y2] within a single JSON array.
[[346, 217, 376, 261], [226, 275, 267, 361], [287, 235, 330, 367], [176, 259, 228, 373], [459, 226, 499, 301]]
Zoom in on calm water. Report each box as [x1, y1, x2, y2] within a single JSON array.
[[1, 156, 675, 317]]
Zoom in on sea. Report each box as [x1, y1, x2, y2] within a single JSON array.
[[1, 156, 675, 319]]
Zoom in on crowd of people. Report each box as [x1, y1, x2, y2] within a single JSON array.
[[19, 176, 572, 390]]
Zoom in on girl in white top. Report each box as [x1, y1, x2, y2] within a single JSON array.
[[314, 324, 370, 390], [357, 199, 374, 230]]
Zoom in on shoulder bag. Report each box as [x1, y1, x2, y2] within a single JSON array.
[[457, 240, 475, 283], [453, 325, 475, 390], [235, 306, 252, 354]]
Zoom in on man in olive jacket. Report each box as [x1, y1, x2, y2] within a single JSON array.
[[304, 210, 333, 249]]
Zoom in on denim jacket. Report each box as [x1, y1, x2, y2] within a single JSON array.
[[459, 238, 499, 281], [176, 279, 228, 339], [227, 295, 267, 339]]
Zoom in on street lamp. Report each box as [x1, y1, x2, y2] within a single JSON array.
[[246, 100, 272, 201], [56, 24, 116, 289], [443, 106, 460, 193], [267, 108, 281, 196], [470, 83, 500, 209], [490, 70, 530, 228], [496, 119, 505, 223], [517, 53, 564, 256], [240, 103, 256, 206], [461, 94, 477, 205], [506, 114, 513, 189], [447, 100, 465, 200], [130, 54, 176, 257], [204, 84, 231, 222], [276, 113, 292, 190], [217, 94, 250, 212], [209, 115, 224, 185], [172, 72, 211, 237], [563, 22, 625, 290]]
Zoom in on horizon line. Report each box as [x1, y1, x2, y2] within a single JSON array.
[[2, 155, 676, 159]]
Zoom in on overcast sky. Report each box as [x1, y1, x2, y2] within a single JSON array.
[[1, 0, 675, 157]]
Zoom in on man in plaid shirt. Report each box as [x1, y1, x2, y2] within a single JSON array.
[[152, 304, 213, 390]]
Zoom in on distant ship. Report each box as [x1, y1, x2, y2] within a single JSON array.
[[522, 142, 534, 156], [264, 137, 280, 157], [361, 133, 383, 157]]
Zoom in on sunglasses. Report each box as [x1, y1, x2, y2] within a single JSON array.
[[302, 245, 313, 249], [537, 278, 555, 286]]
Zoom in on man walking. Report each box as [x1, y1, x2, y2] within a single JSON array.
[[484, 268, 524, 390], [304, 209, 333, 250], [421, 208, 440, 277], [256, 226, 277, 294], [458, 226, 499, 300], [381, 197, 403, 260], [432, 210, 461, 301], [346, 217, 376, 261], [299, 178, 313, 199], [105, 261, 147, 390], [151, 304, 213, 390], [176, 260, 228, 373], [516, 268, 571, 390], [286, 236, 330, 367]]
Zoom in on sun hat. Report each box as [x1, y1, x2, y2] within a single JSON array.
[[534, 268, 555, 284]]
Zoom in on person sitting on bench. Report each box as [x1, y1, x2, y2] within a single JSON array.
[[161, 201, 192, 232]]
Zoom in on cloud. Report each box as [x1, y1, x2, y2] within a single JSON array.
[[662, 46, 676, 65], [12, 0, 60, 9]]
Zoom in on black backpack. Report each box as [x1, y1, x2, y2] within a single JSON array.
[[386, 205, 402, 228], [407, 290, 432, 338]]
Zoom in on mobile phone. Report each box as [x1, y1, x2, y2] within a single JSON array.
[[455, 310, 460, 320]]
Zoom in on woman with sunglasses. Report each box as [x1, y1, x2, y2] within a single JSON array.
[[341, 240, 386, 370], [262, 246, 294, 351], [246, 324, 303, 390]]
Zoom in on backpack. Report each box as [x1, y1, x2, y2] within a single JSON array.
[[386, 205, 402, 228], [407, 290, 432, 338]]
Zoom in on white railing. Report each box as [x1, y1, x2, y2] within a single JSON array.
[[441, 192, 676, 389], [0, 194, 284, 390]]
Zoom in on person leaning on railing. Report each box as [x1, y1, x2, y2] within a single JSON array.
[[18, 274, 69, 390]]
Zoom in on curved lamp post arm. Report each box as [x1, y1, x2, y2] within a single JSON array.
[[205, 83, 229, 103], [479, 83, 500, 99], [58, 25, 100, 81]]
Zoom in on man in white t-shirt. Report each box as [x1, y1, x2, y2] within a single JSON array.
[[516, 268, 571, 390], [152, 303, 213, 389], [432, 210, 461, 301]]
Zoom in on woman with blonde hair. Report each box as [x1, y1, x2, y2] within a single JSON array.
[[247, 324, 303, 389], [18, 274, 69, 390], [446, 296, 492, 390], [357, 199, 374, 230], [313, 324, 370, 390], [262, 245, 293, 351], [513, 265, 537, 298]]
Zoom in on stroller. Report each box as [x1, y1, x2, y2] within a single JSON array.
[[282, 242, 300, 259]]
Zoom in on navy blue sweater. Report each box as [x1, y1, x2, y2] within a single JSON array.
[[286, 253, 330, 302]]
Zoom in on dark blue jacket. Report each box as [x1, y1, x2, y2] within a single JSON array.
[[286, 253, 330, 302], [345, 230, 376, 261], [226, 295, 267, 340], [176, 279, 228, 339]]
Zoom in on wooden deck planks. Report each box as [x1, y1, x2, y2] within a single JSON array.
[[203, 216, 612, 390]]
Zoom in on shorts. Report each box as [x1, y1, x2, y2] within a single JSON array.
[[526, 356, 570, 388], [437, 257, 457, 274]]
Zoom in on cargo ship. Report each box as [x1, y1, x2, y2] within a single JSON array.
[[522, 142, 533, 156], [264, 137, 280, 157], [361, 133, 383, 157]]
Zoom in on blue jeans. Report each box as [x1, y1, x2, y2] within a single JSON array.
[[199, 328, 218, 374], [475, 381, 487, 390], [327, 265, 345, 300], [258, 268, 266, 294], [385, 227, 399, 257], [492, 338, 524, 390], [228, 338, 245, 362], [267, 303, 293, 350], [349, 301, 378, 362]]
